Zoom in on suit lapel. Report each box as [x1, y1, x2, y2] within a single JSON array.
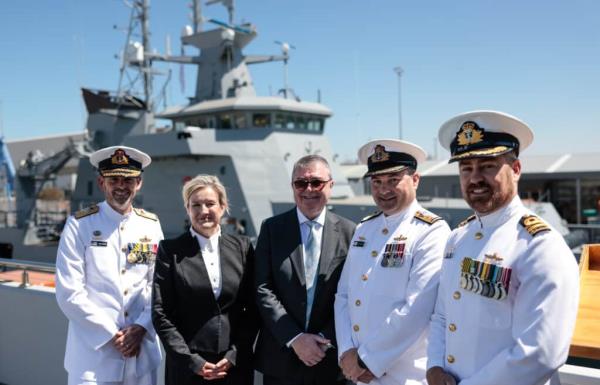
[[307, 211, 339, 328], [288, 209, 306, 287], [218, 233, 242, 304], [317, 212, 339, 279]]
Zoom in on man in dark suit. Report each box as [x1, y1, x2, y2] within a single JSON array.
[[255, 155, 355, 385]]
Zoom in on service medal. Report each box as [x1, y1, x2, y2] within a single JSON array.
[[127, 252, 138, 264]]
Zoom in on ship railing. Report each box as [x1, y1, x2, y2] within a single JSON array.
[[0, 258, 55, 288], [0, 209, 18, 227]]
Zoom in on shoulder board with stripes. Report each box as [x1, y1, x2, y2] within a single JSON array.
[[360, 211, 383, 223], [414, 210, 441, 225], [74, 205, 99, 220], [519, 215, 550, 236], [133, 208, 159, 221], [456, 214, 476, 229]]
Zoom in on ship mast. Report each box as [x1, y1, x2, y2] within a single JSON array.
[[191, 0, 203, 33], [141, 0, 152, 113], [115, 0, 156, 119]]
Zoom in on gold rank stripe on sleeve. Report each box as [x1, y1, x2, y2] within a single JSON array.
[[74, 204, 99, 220], [519, 215, 551, 236], [413, 211, 441, 225], [133, 208, 159, 221], [456, 214, 476, 228], [360, 211, 383, 223], [459, 257, 511, 300]]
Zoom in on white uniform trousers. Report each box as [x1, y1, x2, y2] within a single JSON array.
[[68, 358, 156, 385]]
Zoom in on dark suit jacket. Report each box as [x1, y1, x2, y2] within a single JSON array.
[[152, 231, 258, 385], [254, 208, 355, 383]]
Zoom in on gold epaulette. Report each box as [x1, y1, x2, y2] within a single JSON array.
[[519, 215, 550, 236], [456, 214, 476, 228], [74, 205, 99, 220], [414, 210, 441, 225], [360, 211, 382, 223], [133, 208, 159, 221]]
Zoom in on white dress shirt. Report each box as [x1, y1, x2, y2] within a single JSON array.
[[190, 226, 222, 299], [286, 208, 327, 346]]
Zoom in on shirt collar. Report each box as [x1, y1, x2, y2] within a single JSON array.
[[477, 195, 523, 229], [296, 207, 326, 227], [382, 199, 418, 225], [100, 200, 132, 222], [190, 226, 221, 251]]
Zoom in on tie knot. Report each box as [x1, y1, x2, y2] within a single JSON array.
[[306, 220, 317, 229]]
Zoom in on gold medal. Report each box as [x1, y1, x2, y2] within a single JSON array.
[[127, 253, 138, 264]]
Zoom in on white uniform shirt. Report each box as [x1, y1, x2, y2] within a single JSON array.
[[55, 201, 164, 383], [335, 200, 450, 385], [190, 226, 222, 298], [427, 196, 579, 385]]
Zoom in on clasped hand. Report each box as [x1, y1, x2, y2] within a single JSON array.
[[112, 324, 146, 358], [339, 348, 375, 384], [291, 333, 331, 367], [426, 366, 457, 385], [198, 358, 232, 380]]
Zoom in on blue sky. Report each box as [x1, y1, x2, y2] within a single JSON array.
[[0, 0, 599, 161]]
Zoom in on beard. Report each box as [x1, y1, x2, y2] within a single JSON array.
[[464, 181, 513, 215], [111, 189, 132, 206]]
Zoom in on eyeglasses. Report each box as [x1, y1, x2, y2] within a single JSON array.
[[292, 179, 332, 191]]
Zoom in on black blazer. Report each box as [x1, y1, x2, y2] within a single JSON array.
[[254, 208, 355, 382], [152, 231, 258, 385]]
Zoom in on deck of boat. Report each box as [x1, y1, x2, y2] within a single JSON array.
[[570, 244, 600, 360]]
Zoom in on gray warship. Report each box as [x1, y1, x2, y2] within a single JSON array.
[[0, 0, 472, 262]]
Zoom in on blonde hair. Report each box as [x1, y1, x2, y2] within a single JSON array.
[[182, 174, 229, 213]]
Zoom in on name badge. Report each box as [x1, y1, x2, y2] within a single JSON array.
[[352, 240, 365, 247], [90, 240, 107, 247]]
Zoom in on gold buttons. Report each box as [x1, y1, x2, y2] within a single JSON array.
[[382, 228, 389, 235], [124, 289, 129, 296], [447, 355, 455, 364], [449, 323, 457, 332], [371, 250, 378, 257], [121, 247, 127, 253], [121, 269, 126, 275], [361, 274, 368, 281], [353, 324, 360, 332], [355, 299, 361, 306], [120, 226, 125, 231], [125, 311, 129, 317], [475, 232, 483, 240], [453, 291, 461, 300]]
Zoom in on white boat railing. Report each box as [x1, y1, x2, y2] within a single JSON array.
[[559, 364, 600, 385]]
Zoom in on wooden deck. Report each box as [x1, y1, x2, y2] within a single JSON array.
[[0, 269, 55, 287], [570, 244, 600, 360]]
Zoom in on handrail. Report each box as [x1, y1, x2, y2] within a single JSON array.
[[0, 258, 55, 287]]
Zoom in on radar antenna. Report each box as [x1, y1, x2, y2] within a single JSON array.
[[274, 41, 297, 100]]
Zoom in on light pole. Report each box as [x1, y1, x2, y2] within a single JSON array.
[[393, 66, 403, 139]]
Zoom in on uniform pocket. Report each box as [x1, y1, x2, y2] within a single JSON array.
[[477, 295, 512, 329]]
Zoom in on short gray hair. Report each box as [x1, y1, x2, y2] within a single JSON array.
[[292, 155, 331, 180], [182, 174, 229, 213]]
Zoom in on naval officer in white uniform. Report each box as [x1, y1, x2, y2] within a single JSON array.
[[335, 140, 450, 384], [56, 146, 164, 385], [427, 111, 579, 385]]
